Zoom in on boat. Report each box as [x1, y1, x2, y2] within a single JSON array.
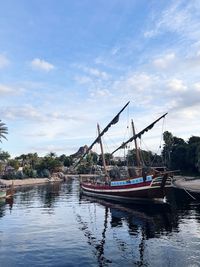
[[78, 102, 175, 204], [0, 182, 14, 199], [0, 188, 7, 199]]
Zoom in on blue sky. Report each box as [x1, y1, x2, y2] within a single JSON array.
[[0, 0, 200, 157]]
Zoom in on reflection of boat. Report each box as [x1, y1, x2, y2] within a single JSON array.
[[77, 195, 178, 266], [80, 194, 175, 236], [78, 102, 174, 203]]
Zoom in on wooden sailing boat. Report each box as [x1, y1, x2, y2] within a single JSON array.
[[79, 102, 174, 204], [0, 181, 14, 199]]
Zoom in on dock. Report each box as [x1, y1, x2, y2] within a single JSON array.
[[173, 176, 200, 192]]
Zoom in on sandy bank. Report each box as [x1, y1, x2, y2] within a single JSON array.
[[0, 177, 62, 188]]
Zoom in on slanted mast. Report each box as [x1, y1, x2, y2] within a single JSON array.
[[131, 119, 141, 168], [97, 123, 109, 182], [74, 101, 130, 168], [111, 113, 168, 155]]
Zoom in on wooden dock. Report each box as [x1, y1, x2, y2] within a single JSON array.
[[173, 176, 200, 192]]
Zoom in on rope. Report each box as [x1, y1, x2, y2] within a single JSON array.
[[183, 187, 196, 200]]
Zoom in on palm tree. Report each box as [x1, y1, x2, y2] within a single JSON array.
[[0, 120, 8, 143]]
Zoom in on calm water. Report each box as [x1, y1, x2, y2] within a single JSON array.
[[0, 179, 200, 267]]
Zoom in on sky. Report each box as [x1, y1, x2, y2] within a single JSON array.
[[0, 0, 200, 157]]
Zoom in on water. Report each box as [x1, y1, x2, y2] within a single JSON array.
[[0, 179, 200, 267]]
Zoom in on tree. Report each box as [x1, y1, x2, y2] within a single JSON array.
[[188, 136, 200, 145], [9, 159, 19, 171], [47, 152, 57, 158], [196, 146, 200, 173], [27, 153, 38, 169], [0, 120, 8, 143], [162, 131, 174, 168], [64, 156, 73, 167], [35, 156, 62, 175], [98, 153, 113, 165], [0, 150, 10, 162], [16, 154, 28, 167]]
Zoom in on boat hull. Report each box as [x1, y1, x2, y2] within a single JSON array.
[[0, 190, 7, 199], [81, 178, 172, 204]]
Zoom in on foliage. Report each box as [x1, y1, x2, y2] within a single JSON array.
[[76, 161, 91, 174], [9, 159, 20, 170], [23, 166, 37, 178], [0, 150, 10, 162], [98, 153, 114, 165], [126, 149, 162, 167], [59, 154, 73, 167], [35, 155, 62, 175], [162, 132, 200, 175], [0, 120, 8, 143]]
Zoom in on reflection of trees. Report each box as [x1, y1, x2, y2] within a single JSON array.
[[0, 199, 6, 218], [0, 198, 13, 218], [39, 183, 61, 210], [14, 180, 73, 214]]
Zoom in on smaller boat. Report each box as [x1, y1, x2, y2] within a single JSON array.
[[0, 182, 14, 199], [0, 188, 7, 198]]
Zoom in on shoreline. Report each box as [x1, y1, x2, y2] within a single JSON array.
[[0, 177, 63, 188]]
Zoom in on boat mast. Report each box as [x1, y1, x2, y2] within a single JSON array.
[[111, 112, 168, 155], [74, 101, 130, 168], [131, 119, 141, 167], [97, 123, 109, 182]]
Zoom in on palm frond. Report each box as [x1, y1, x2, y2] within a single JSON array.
[[0, 120, 8, 142]]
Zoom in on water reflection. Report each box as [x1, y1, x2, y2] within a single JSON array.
[[0, 180, 200, 267], [0, 198, 13, 218], [78, 189, 200, 267], [14, 180, 73, 207]]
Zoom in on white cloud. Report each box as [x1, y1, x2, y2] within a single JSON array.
[[74, 75, 92, 85], [75, 64, 110, 80], [193, 82, 200, 92], [1, 105, 42, 121], [0, 54, 10, 68], [0, 105, 86, 123], [29, 145, 70, 154], [31, 58, 55, 72], [153, 53, 175, 69], [89, 88, 111, 98], [167, 78, 187, 92], [0, 84, 24, 95], [0, 84, 14, 94], [144, 1, 200, 40], [87, 67, 108, 79]]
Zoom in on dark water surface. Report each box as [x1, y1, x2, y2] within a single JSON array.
[[0, 179, 200, 267]]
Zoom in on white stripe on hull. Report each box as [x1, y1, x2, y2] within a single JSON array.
[[81, 184, 172, 193]]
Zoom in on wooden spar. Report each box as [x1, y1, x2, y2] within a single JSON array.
[[97, 123, 109, 182], [131, 119, 141, 167], [111, 112, 168, 155], [74, 101, 130, 168]]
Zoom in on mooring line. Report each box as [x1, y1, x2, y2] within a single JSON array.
[[183, 187, 196, 200]]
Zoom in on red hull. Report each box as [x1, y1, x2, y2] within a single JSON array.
[[81, 178, 172, 203]]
